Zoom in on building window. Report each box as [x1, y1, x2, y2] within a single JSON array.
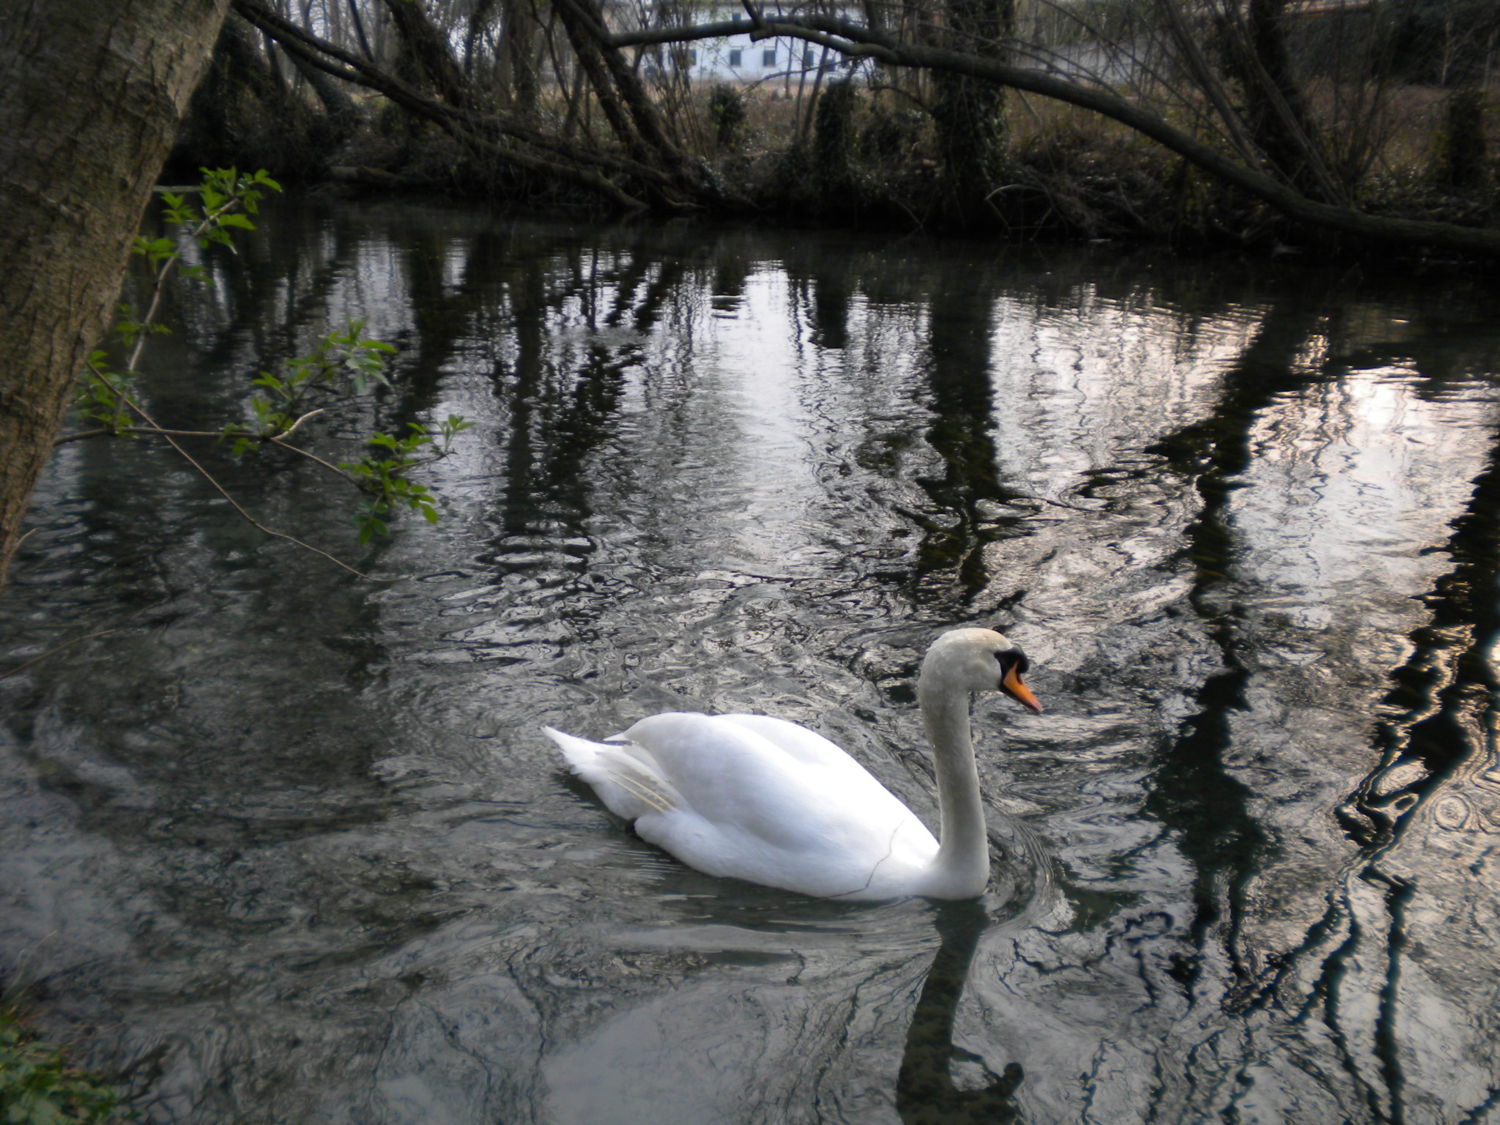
[[729, 48, 742, 66], [762, 47, 776, 66]]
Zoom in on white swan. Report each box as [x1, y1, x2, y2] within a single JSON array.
[[543, 628, 1042, 901]]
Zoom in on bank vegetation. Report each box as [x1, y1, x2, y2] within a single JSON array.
[[184, 0, 1500, 256]]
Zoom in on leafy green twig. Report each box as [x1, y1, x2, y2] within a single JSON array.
[[59, 167, 473, 564], [0, 1005, 130, 1123], [340, 415, 473, 543], [77, 169, 281, 434], [224, 319, 394, 448]]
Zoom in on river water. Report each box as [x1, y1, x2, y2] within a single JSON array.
[[3, 201, 1500, 1124]]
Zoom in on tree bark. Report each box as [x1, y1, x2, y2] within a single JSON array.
[[930, 0, 1013, 228], [1219, 0, 1338, 202], [0, 0, 230, 589]]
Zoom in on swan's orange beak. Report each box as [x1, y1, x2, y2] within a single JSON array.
[[1002, 665, 1043, 714]]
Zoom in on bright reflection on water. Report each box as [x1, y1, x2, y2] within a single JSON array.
[[4, 202, 1500, 1124]]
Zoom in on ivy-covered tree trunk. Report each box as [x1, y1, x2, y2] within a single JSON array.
[[380, 0, 469, 107], [0, 0, 229, 589], [501, 0, 540, 120], [813, 81, 858, 200], [1435, 86, 1488, 193], [1221, 0, 1336, 202], [930, 0, 1014, 229]]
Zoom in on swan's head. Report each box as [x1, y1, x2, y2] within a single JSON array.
[[921, 628, 1043, 713]]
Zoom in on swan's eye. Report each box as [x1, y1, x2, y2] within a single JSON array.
[[996, 648, 1028, 675]]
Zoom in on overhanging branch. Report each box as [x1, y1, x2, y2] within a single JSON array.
[[232, 0, 655, 209]]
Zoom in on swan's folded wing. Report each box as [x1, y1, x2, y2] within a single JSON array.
[[616, 713, 936, 897], [617, 713, 919, 852]]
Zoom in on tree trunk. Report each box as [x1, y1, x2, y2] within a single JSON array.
[[930, 0, 1013, 229], [553, 0, 688, 185], [1219, 0, 1338, 202], [1435, 86, 1488, 193], [284, 27, 359, 132], [812, 80, 858, 198], [503, 0, 540, 121], [175, 11, 310, 173], [380, 0, 469, 107], [0, 0, 230, 589]]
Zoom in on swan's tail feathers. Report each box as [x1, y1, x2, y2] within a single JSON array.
[[542, 726, 682, 822]]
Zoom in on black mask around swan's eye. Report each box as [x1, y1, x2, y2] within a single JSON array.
[[996, 647, 1028, 676]]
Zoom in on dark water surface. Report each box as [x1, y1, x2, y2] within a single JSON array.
[[4, 201, 1500, 1124]]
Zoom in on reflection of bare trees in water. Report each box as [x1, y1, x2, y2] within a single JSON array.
[[1343, 415, 1500, 849], [1148, 290, 1500, 1120], [1145, 294, 1322, 974], [1231, 421, 1500, 1118], [897, 901, 1022, 1125], [28, 208, 1500, 1121], [908, 265, 1036, 617]]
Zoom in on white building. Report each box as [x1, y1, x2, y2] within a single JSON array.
[[637, 7, 870, 84]]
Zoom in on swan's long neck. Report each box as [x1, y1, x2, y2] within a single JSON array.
[[917, 677, 990, 898]]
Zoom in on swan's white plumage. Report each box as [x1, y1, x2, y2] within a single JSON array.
[[544, 628, 1041, 901]]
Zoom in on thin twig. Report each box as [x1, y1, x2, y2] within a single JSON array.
[[265, 434, 356, 481], [59, 410, 366, 489], [117, 395, 379, 580], [57, 408, 323, 448], [277, 408, 326, 439], [56, 425, 224, 446]]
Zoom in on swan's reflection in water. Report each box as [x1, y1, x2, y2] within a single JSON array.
[[897, 900, 1023, 1124], [538, 900, 1028, 1124]]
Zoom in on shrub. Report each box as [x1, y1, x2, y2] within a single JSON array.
[[0, 1006, 129, 1124]]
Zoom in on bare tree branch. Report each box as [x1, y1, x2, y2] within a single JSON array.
[[231, 0, 657, 209]]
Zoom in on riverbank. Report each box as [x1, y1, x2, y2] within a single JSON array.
[[167, 78, 1499, 263]]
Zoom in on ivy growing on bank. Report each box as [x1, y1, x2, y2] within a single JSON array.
[[66, 168, 471, 569], [0, 1005, 129, 1124]]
